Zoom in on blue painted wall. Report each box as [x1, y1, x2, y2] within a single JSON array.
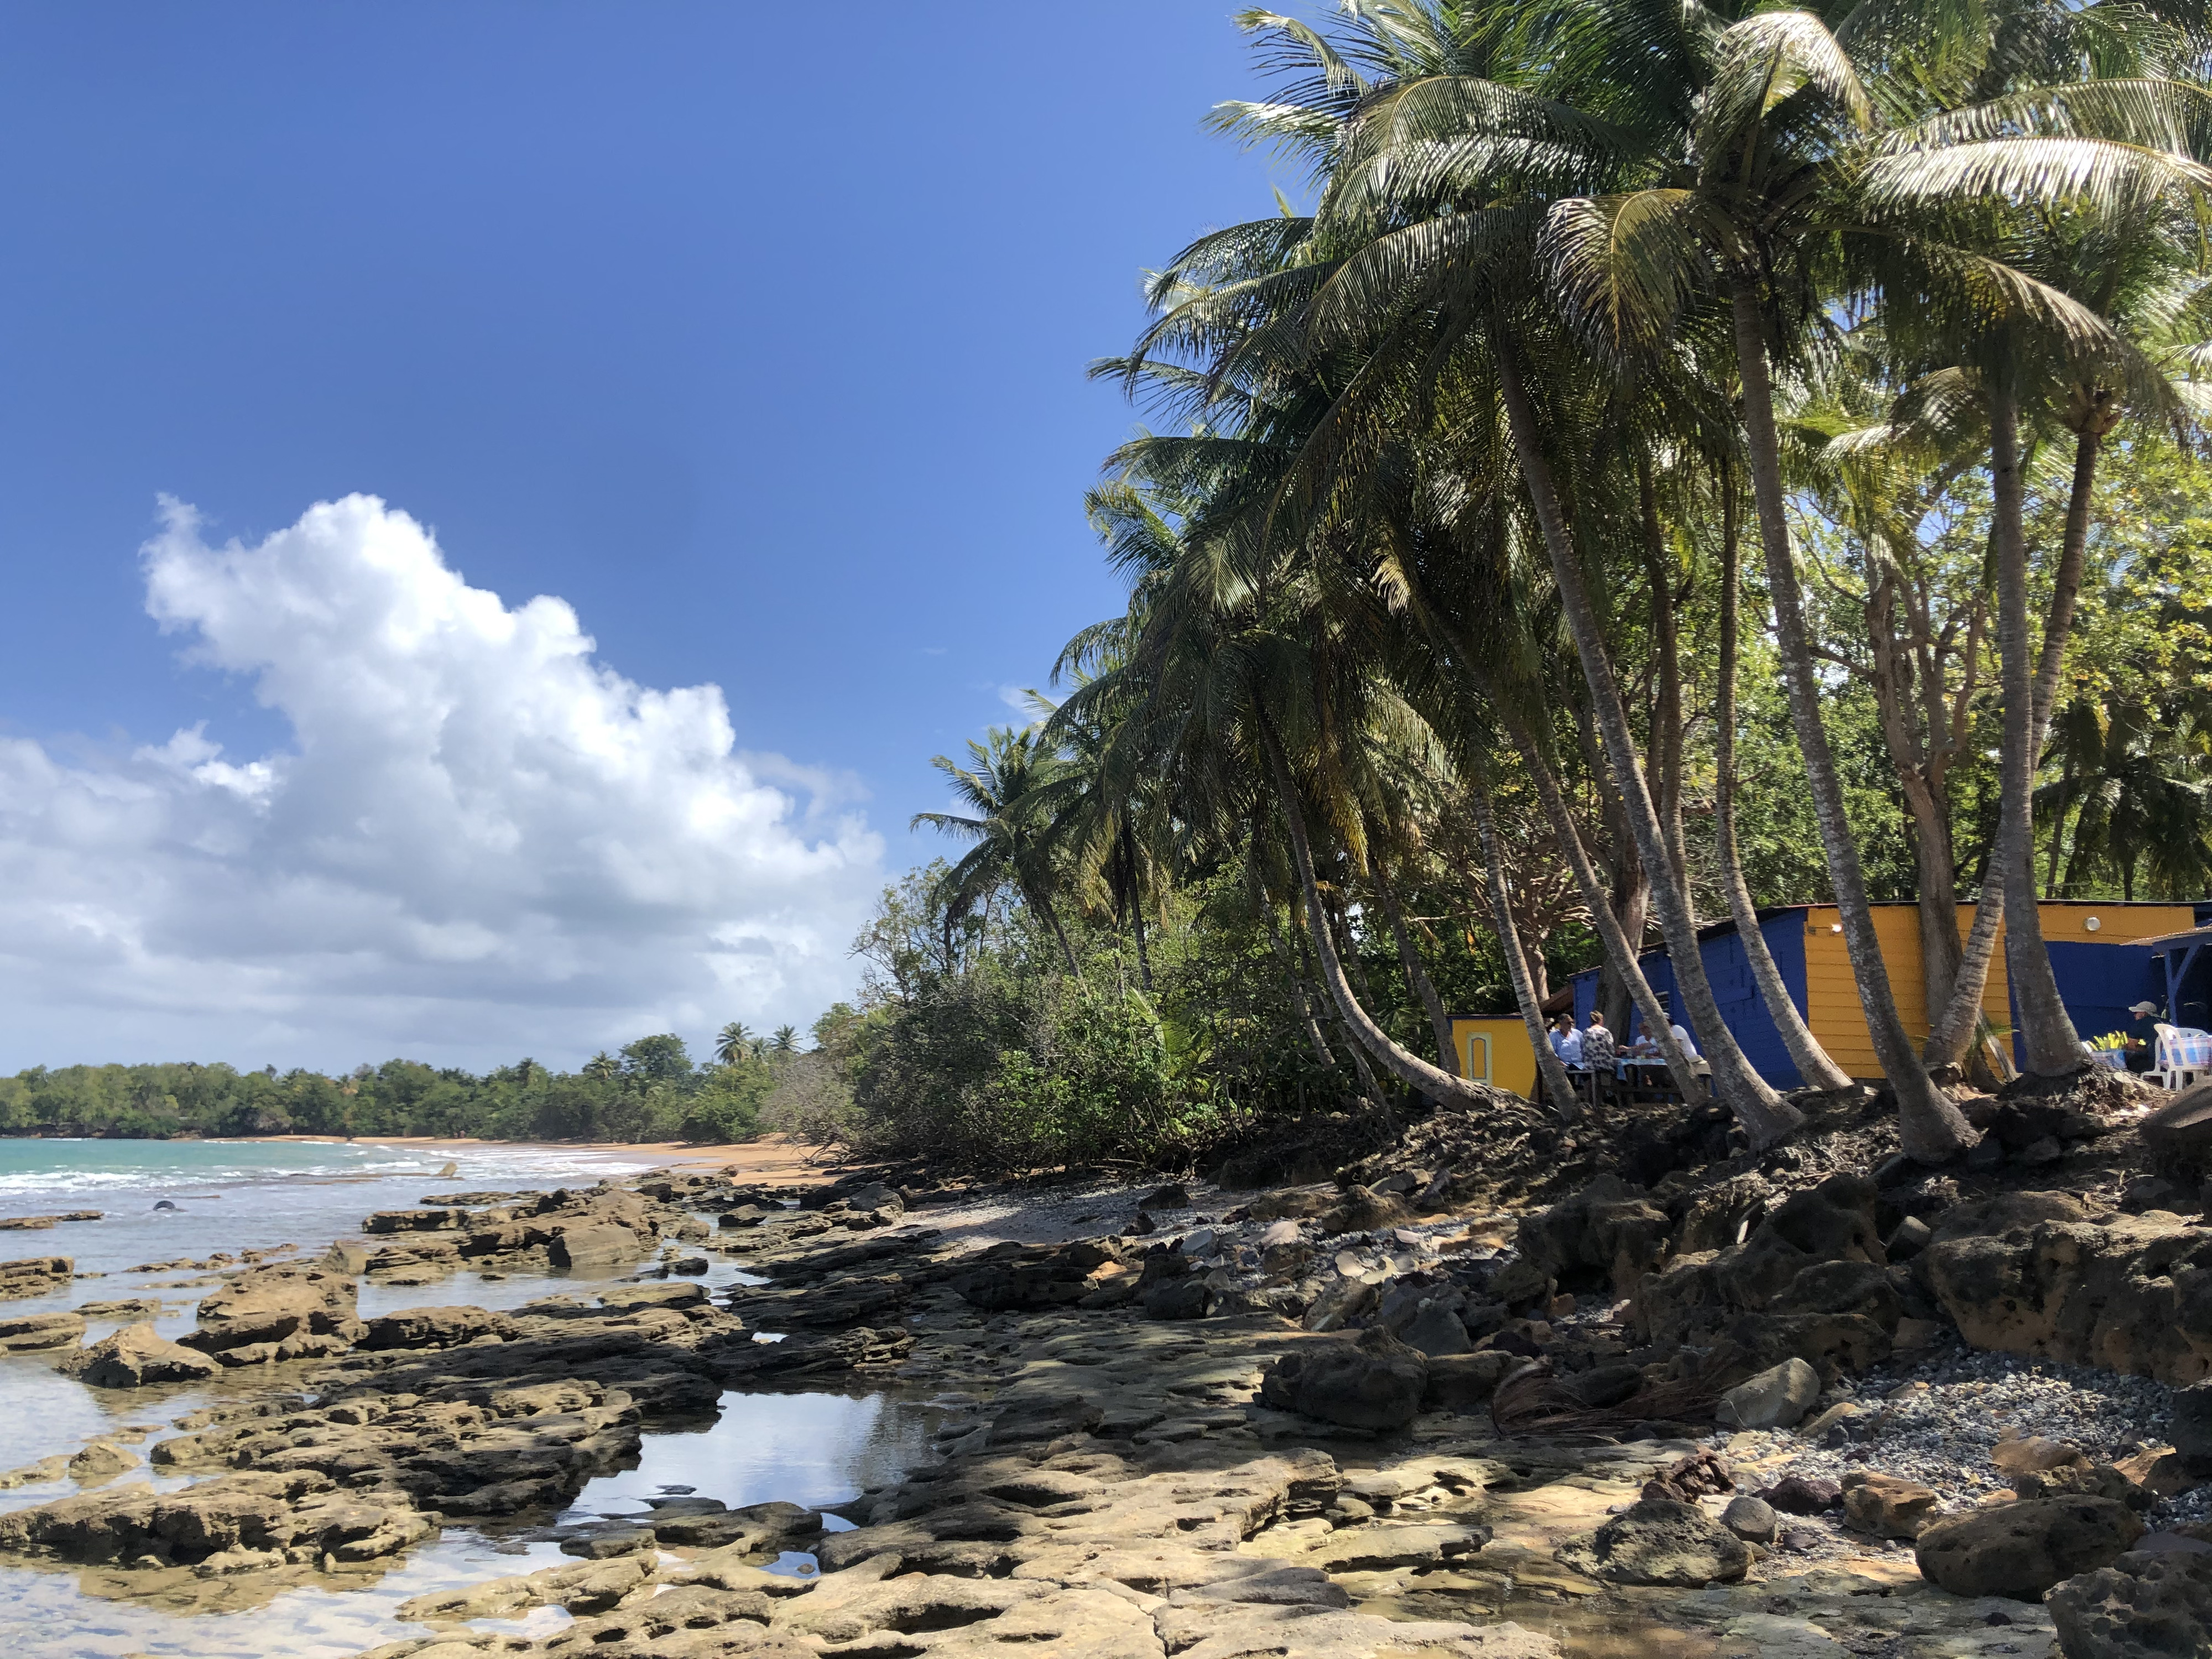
[[2047, 942, 2162, 1051], [1573, 915, 2212, 1078], [1563, 910, 1812, 1088]]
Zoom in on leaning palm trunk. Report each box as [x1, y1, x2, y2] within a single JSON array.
[[1292, 886, 1386, 1104], [1500, 713, 1707, 1102], [1375, 863, 1457, 1068], [1639, 456, 1691, 893], [1716, 480, 1855, 1092], [1728, 279, 1975, 1160], [1495, 332, 1801, 1148], [1392, 584, 1700, 1101], [1251, 861, 1337, 1070], [1928, 890, 2006, 1070], [1990, 380, 2085, 1076], [2034, 421, 2107, 753], [1469, 779, 1581, 1117], [1023, 880, 1084, 981], [1121, 824, 1155, 994], [1258, 716, 1527, 1112]]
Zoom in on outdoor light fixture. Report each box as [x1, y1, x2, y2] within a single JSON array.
[[2085, 916, 2102, 932]]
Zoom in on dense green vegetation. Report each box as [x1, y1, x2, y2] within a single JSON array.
[[0, 1035, 781, 1142]]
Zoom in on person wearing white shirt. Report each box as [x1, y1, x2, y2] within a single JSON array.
[[1668, 1021, 1699, 1059], [1549, 1014, 1584, 1068]]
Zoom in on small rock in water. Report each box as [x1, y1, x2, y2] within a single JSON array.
[[66, 1441, 136, 1483], [1556, 1498, 1750, 1587]]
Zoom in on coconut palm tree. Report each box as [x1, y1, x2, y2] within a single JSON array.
[[914, 726, 1084, 979], [1117, 2, 1811, 1142], [713, 1022, 754, 1067], [1056, 445, 1539, 1115], [2042, 693, 2212, 899], [1503, 0, 2212, 1120]]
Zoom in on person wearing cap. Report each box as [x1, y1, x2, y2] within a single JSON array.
[[2125, 999, 2163, 1072]]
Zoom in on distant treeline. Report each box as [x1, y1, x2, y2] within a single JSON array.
[[0, 1033, 791, 1143]]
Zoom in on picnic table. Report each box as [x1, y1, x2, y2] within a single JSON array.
[[1618, 1056, 1685, 1103]]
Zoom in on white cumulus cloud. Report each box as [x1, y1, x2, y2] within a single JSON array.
[[0, 494, 885, 1071]]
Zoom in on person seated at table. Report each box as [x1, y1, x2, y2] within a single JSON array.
[[1549, 1012, 1583, 1068], [1582, 1011, 1617, 1075], [1626, 1017, 1700, 1060], [2125, 999, 2161, 1072]]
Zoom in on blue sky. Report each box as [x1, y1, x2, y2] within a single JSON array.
[[0, 4, 1312, 1070]]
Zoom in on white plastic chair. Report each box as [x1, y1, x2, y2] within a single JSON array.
[[2150, 1024, 2212, 1091]]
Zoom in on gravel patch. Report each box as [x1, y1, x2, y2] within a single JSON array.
[[1716, 1345, 2176, 1511]]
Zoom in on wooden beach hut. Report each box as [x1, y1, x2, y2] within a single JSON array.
[[1563, 900, 2212, 1087]]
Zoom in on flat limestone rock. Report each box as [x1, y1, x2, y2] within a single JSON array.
[[0, 1468, 430, 1567], [56, 1322, 220, 1387], [1556, 1498, 1750, 1588], [66, 1440, 137, 1483], [1158, 1603, 1561, 1659], [0, 1311, 85, 1352], [0, 1256, 71, 1300], [187, 1264, 359, 1354]]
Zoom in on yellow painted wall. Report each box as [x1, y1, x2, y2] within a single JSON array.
[[1452, 1017, 1538, 1098], [1800, 901, 2192, 1078], [2036, 901, 2194, 945]]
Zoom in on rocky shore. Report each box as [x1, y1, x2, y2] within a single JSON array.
[[6, 1081, 2212, 1656]]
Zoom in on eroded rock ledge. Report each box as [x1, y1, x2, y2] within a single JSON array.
[[3, 1087, 2206, 1656]]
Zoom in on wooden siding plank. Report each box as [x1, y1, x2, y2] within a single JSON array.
[[1801, 901, 2194, 1079]]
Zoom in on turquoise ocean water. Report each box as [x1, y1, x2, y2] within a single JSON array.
[[0, 1138, 943, 1658], [0, 1137, 664, 1279]]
